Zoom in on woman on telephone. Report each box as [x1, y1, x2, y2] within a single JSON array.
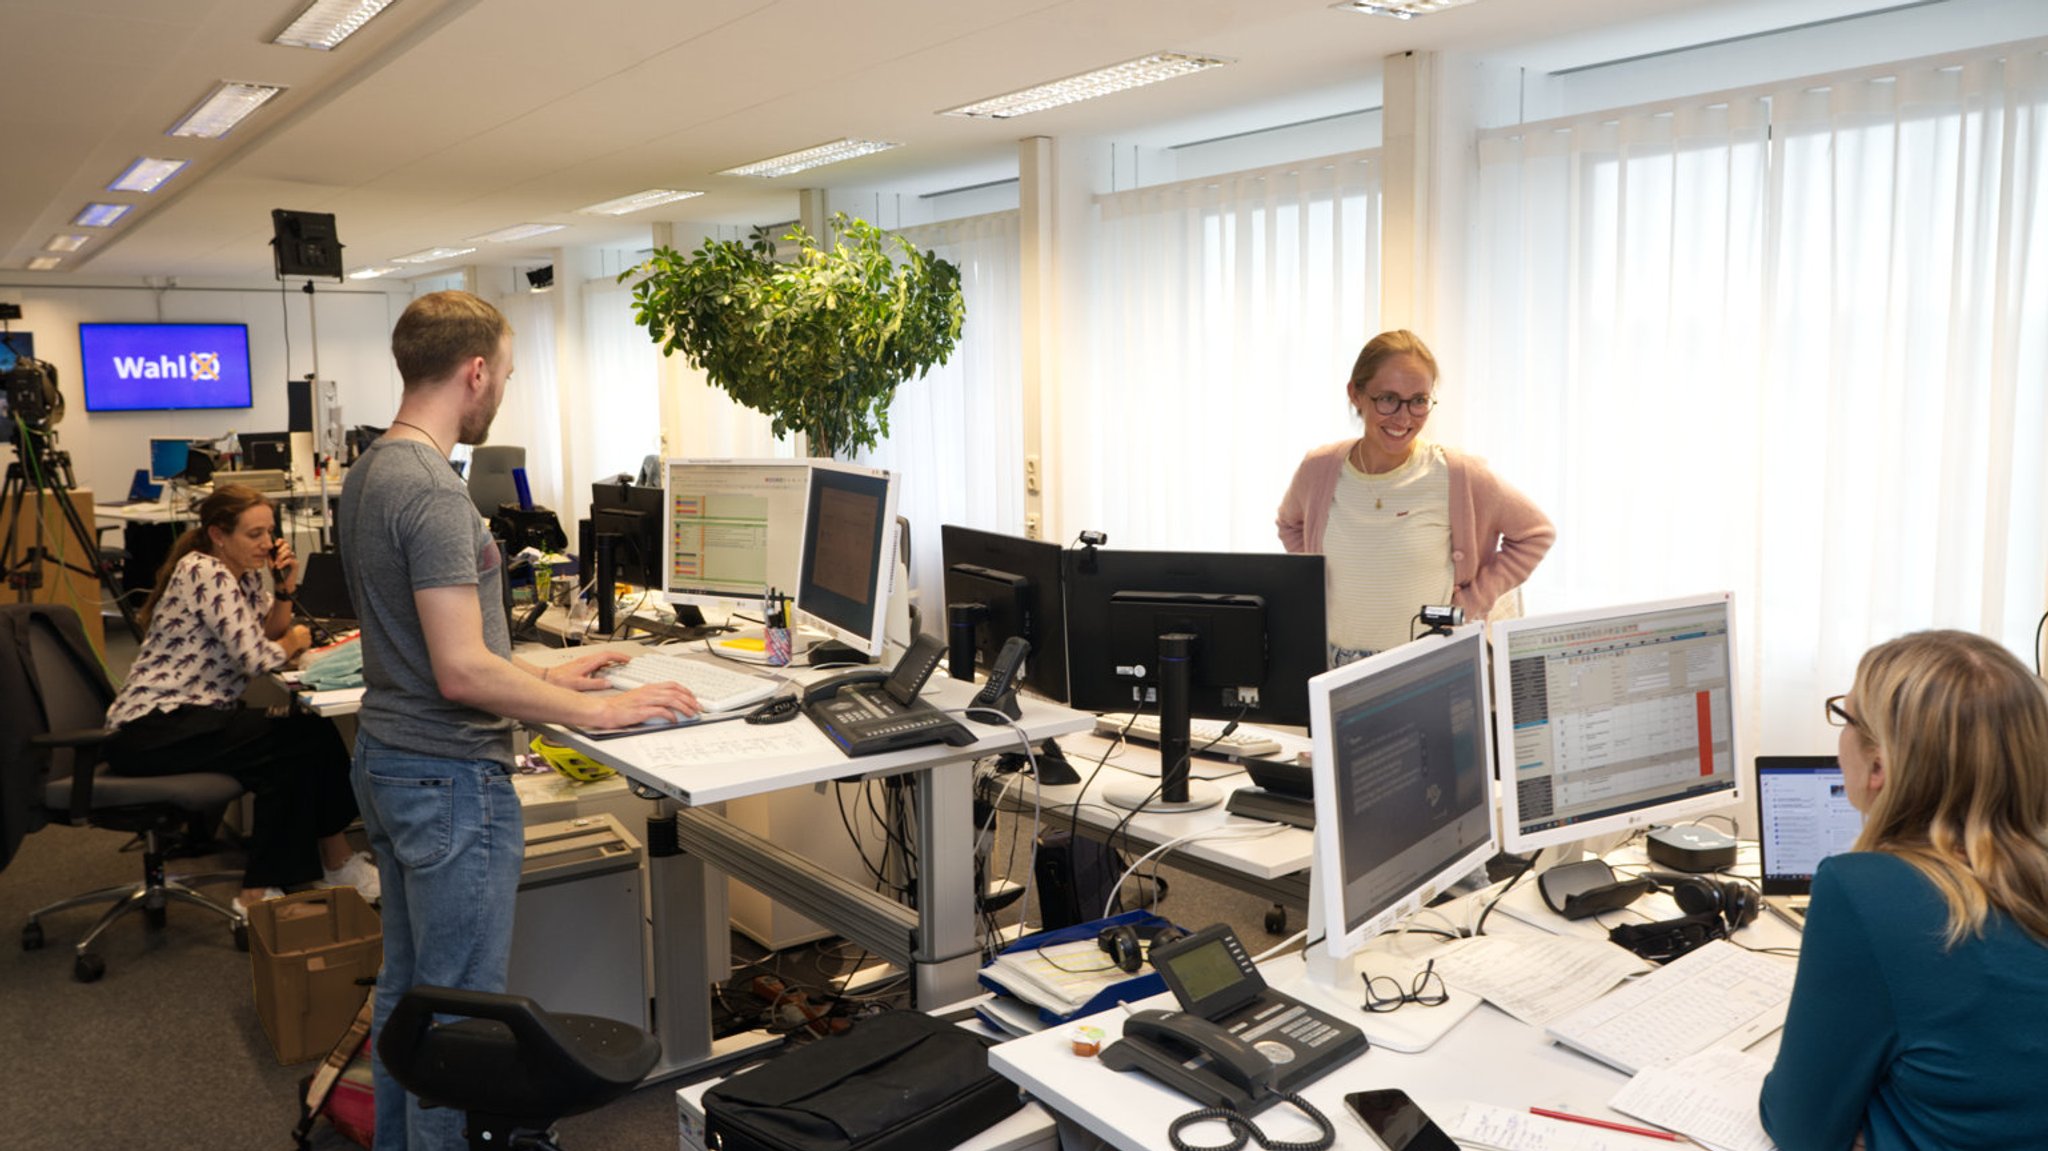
[[105, 484, 375, 917]]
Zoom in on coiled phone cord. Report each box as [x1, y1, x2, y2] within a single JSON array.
[[1167, 1092, 1335, 1151]]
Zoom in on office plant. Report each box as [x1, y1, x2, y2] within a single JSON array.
[[621, 213, 964, 457]]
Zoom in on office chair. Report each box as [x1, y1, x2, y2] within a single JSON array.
[[468, 445, 527, 517], [0, 605, 247, 982], [379, 985, 661, 1151]]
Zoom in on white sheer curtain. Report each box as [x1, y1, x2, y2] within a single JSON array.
[[1061, 151, 1383, 551], [573, 280, 664, 502], [1467, 40, 2048, 756], [852, 210, 1025, 628], [492, 291, 568, 517]]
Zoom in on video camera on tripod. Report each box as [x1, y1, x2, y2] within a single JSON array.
[[1, 349, 64, 449]]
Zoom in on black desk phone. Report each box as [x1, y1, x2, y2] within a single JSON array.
[[803, 632, 976, 757], [1100, 924, 1366, 1113]]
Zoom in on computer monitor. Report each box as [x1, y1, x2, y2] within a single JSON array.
[[793, 461, 900, 660], [589, 479, 664, 589], [148, 438, 192, 484], [662, 458, 810, 612], [1303, 625, 1498, 1052], [241, 431, 291, 472], [939, 524, 1069, 703], [1491, 592, 1741, 856]]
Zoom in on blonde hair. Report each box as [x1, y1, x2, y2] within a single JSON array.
[[391, 290, 511, 389], [140, 484, 272, 625], [1848, 629, 2048, 946], [1345, 329, 1439, 396]]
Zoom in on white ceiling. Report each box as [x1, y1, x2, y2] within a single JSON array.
[[2, 0, 1935, 283]]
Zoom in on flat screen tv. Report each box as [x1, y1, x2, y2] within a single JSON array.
[[79, 322, 254, 412]]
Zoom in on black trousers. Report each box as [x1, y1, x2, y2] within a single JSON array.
[[108, 706, 358, 889]]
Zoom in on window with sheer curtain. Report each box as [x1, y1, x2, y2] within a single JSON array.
[[1466, 41, 2048, 755], [1061, 151, 1383, 551]]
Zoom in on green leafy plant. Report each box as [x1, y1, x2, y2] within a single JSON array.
[[621, 213, 964, 457]]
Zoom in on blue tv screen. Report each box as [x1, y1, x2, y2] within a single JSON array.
[[79, 322, 254, 412]]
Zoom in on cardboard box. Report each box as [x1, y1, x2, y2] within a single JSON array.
[[249, 888, 382, 1064]]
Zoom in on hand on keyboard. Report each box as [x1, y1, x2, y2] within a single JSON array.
[[587, 682, 702, 730], [545, 650, 644, 691]]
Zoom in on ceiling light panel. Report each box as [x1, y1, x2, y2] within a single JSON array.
[[168, 82, 285, 139], [45, 235, 90, 252], [108, 157, 190, 194], [392, 246, 477, 264], [942, 52, 1232, 120], [348, 264, 404, 280], [28, 257, 63, 271], [273, 0, 397, 50], [718, 139, 901, 179], [465, 223, 567, 243], [73, 203, 131, 228], [575, 189, 704, 216], [1332, 0, 1478, 19]]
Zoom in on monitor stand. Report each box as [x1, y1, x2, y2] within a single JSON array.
[[1102, 777, 1222, 813], [1290, 864, 1481, 1053]]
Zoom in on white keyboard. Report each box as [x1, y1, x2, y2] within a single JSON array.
[[1543, 940, 1795, 1074], [1094, 713, 1282, 759], [600, 651, 780, 713]]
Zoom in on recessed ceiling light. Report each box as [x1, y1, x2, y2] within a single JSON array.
[[108, 157, 190, 194], [348, 264, 404, 280], [45, 235, 90, 253], [465, 223, 568, 244], [941, 52, 1232, 120], [273, 0, 397, 50], [73, 203, 132, 228], [27, 257, 63, 271], [168, 82, 285, 139], [718, 140, 901, 179], [392, 246, 477, 264], [1332, 0, 1478, 18], [574, 189, 705, 216]]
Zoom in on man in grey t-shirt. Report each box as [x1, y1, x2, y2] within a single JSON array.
[[339, 290, 696, 1151]]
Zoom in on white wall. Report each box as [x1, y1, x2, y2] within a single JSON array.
[[0, 280, 406, 499]]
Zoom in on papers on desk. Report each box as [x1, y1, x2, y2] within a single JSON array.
[[1448, 1103, 1653, 1151], [1429, 934, 1651, 1027], [1609, 1049, 1779, 1151], [981, 938, 1137, 1017]]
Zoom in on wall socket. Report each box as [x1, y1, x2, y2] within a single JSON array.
[[1024, 454, 1041, 495], [1024, 513, 1042, 539]]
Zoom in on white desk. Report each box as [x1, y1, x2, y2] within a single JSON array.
[[541, 665, 1094, 1080]]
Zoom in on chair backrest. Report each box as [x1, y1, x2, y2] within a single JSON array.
[[468, 445, 526, 516], [0, 606, 111, 870]]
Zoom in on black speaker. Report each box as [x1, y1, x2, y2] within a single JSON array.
[[270, 209, 345, 280]]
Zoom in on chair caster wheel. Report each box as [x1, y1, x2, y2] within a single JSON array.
[[75, 952, 107, 982], [22, 922, 44, 951], [146, 905, 168, 930], [233, 921, 249, 952], [1263, 904, 1287, 934]]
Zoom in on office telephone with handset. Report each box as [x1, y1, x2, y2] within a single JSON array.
[[803, 632, 976, 757]]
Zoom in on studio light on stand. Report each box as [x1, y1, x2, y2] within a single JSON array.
[[270, 209, 347, 548]]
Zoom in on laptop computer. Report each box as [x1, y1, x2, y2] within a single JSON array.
[[295, 550, 358, 625], [1755, 755, 1864, 928]]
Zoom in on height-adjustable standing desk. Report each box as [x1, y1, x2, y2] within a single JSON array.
[[543, 669, 1093, 1079]]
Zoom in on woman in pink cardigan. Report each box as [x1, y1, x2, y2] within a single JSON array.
[[1277, 330, 1554, 664]]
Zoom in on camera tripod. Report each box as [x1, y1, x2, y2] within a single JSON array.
[[2, 438, 145, 642]]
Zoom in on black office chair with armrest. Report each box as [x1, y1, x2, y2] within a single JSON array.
[[0, 604, 248, 982], [379, 985, 661, 1151]]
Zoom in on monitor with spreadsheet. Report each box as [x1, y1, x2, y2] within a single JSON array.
[[1492, 592, 1741, 854], [940, 524, 1069, 703], [793, 461, 899, 659], [148, 437, 192, 483], [1303, 625, 1498, 1050], [662, 458, 810, 612]]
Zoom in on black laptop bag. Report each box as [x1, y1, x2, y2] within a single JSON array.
[[702, 1011, 1022, 1151]]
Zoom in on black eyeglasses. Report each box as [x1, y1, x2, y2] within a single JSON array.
[[1366, 392, 1438, 416], [1824, 695, 1859, 729], [1362, 959, 1448, 1013]]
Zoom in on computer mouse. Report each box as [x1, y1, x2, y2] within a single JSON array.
[[745, 695, 802, 725]]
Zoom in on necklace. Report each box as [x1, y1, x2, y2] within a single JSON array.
[[388, 419, 445, 458], [1350, 440, 1399, 509]]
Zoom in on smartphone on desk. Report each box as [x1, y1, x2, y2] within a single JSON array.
[[1345, 1089, 1459, 1151]]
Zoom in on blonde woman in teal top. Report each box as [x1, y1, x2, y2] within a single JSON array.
[[1759, 631, 2048, 1151]]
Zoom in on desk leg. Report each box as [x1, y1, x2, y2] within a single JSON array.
[[643, 798, 776, 1081], [913, 764, 981, 1007]]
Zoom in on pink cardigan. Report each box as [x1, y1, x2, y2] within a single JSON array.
[[1276, 440, 1556, 618]]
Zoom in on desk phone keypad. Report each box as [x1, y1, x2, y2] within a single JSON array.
[[1231, 1000, 1348, 1060]]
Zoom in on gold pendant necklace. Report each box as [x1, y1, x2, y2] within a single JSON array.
[[1351, 442, 1388, 509]]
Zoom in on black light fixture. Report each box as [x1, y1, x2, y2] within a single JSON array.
[[270, 209, 345, 280], [526, 265, 554, 292]]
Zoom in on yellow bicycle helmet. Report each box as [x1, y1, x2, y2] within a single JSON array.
[[528, 734, 615, 783]]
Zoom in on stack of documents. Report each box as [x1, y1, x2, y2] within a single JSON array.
[[981, 938, 1138, 1018]]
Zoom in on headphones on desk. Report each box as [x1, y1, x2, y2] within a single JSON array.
[[1097, 922, 1189, 974], [1607, 872, 1761, 963]]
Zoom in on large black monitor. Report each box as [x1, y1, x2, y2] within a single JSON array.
[[589, 479, 664, 590], [240, 431, 291, 472], [1063, 548, 1326, 727], [940, 524, 1069, 703]]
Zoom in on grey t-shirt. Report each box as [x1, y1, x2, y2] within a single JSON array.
[[337, 438, 515, 763]]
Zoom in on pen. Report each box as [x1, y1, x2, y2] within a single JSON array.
[[1529, 1107, 1681, 1142]]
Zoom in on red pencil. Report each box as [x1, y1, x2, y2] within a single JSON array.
[[1529, 1106, 1681, 1142]]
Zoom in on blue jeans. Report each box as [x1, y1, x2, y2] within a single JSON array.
[[352, 731, 523, 1151]]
